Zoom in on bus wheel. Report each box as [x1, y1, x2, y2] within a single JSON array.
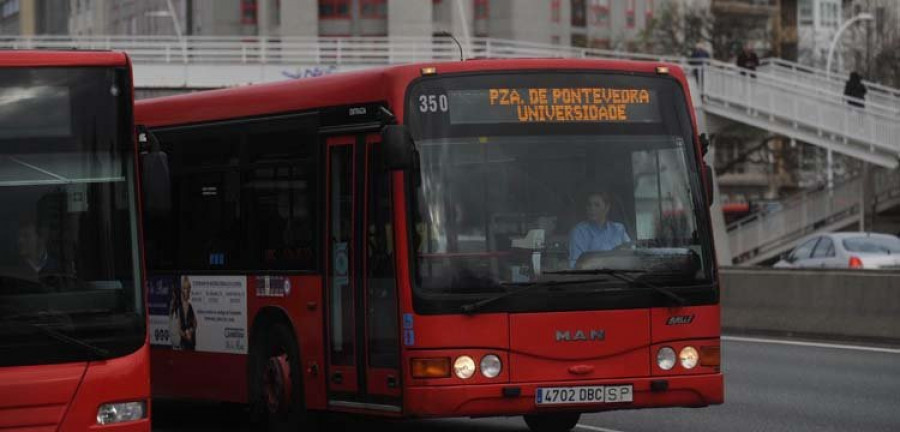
[[523, 412, 581, 432], [251, 323, 308, 432]]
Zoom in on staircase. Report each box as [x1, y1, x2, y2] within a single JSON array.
[[728, 169, 900, 265]]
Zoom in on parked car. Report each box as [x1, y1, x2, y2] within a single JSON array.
[[774, 232, 900, 269]]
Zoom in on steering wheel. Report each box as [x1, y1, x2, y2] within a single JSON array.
[[39, 272, 81, 292]]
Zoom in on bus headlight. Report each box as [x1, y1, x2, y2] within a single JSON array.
[[453, 355, 476, 379], [97, 401, 146, 425], [657, 347, 676, 371], [480, 354, 502, 378], [679, 346, 699, 369]]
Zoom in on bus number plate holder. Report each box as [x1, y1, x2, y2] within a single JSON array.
[[535, 385, 633, 406]]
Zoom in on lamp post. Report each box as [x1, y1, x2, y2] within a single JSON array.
[[823, 12, 873, 191], [825, 12, 874, 81]]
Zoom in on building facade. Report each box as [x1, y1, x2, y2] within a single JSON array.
[[63, 0, 666, 46], [1, 0, 68, 35], [796, 0, 842, 67]]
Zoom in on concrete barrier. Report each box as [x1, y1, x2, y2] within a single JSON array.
[[720, 267, 900, 343]]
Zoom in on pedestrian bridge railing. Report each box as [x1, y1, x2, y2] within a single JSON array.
[[758, 58, 900, 116]]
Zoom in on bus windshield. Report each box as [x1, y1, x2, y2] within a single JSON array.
[[0, 67, 144, 367], [406, 71, 714, 314]]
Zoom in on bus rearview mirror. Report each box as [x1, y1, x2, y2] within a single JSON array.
[[382, 125, 416, 170], [703, 164, 714, 206]]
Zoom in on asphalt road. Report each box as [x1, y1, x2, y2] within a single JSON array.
[[152, 336, 900, 432]]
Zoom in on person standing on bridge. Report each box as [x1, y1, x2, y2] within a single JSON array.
[[843, 72, 867, 109], [736, 42, 759, 78]]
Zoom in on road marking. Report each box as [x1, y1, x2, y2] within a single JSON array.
[[576, 424, 627, 432], [723, 335, 900, 354]]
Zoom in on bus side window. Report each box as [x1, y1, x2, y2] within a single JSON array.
[[175, 133, 242, 270], [242, 126, 319, 272]]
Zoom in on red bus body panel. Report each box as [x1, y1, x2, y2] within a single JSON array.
[[0, 337, 150, 432], [0, 50, 128, 67], [1, 51, 149, 430], [135, 57, 721, 418]]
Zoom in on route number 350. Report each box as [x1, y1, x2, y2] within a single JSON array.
[[419, 94, 449, 113]]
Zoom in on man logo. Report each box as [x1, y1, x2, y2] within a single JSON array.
[[555, 329, 606, 342], [666, 315, 695, 325]]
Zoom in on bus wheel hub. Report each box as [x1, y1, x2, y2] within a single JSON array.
[[264, 354, 292, 414]]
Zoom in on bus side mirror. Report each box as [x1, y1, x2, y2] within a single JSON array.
[[382, 125, 416, 170], [703, 163, 715, 206], [137, 125, 172, 214], [700, 133, 711, 156]]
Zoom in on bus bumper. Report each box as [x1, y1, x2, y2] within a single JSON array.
[[404, 373, 723, 418]]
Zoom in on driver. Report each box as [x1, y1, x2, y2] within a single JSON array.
[[568, 191, 631, 268], [15, 217, 60, 280]]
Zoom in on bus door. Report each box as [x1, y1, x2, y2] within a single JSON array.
[[325, 133, 401, 412]]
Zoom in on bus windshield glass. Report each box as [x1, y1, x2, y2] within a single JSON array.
[[406, 71, 714, 314], [0, 67, 144, 366]]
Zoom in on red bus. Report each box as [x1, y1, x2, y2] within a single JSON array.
[[0, 51, 149, 430], [137, 58, 722, 431]]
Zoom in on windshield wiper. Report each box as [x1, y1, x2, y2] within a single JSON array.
[[544, 268, 688, 306], [1, 314, 110, 358], [459, 275, 638, 314]]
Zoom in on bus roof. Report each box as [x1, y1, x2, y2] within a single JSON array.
[[0, 50, 129, 68], [136, 58, 690, 128]]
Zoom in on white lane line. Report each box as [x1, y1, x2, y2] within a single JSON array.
[[723, 335, 900, 354], [576, 424, 627, 432]]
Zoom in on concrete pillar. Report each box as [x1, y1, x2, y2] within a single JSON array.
[[21, 0, 37, 35], [280, 0, 317, 37], [388, 0, 431, 38]]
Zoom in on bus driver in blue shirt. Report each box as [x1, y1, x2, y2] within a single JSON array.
[[569, 191, 631, 268]]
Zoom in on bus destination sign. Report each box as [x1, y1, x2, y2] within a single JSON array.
[[444, 87, 661, 125]]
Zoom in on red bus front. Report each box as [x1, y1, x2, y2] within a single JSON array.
[[0, 52, 149, 431], [391, 68, 722, 428]]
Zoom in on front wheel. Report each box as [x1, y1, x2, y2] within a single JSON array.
[[250, 322, 312, 432], [523, 412, 581, 432]]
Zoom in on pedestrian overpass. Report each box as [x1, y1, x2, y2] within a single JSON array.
[[4, 35, 899, 265]]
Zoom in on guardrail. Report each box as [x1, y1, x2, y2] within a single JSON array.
[[726, 167, 900, 263], [720, 267, 900, 343], [759, 58, 900, 116], [703, 60, 900, 165], [0, 35, 685, 65]]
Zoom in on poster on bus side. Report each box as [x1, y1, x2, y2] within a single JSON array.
[[148, 275, 248, 354]]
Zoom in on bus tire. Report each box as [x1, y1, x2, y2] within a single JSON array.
[[250, 322, 311, 432], [523, 412, 581, 432]]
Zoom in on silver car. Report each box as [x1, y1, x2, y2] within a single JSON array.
[[774, 232, 900, 269]]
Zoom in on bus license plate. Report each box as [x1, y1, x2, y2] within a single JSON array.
[[535, 385, 633, 406]]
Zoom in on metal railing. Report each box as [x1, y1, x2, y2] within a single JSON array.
[[728, 177, 861, 263], [0, 35, 685, 65], [758, 58, 900, 116], [727, 168, 900, 264], [702, 59, 900, 167]]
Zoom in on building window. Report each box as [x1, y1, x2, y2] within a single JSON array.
[[571, 0, 586, 27], [241, 0, 257, 25], [798, 0, 813, 25], [360, 0, 386, 18], [589, 0, 609, 27], [626, 0, 635, 28], [551, 0, 560, 23], [1, 0, 20, 19], [319, 0, 350, 19], [473, 0, 488, 19]]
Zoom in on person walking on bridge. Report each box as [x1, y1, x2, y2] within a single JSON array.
[[843, 71, 867, 109]]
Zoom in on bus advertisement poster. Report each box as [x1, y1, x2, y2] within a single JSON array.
[[148, 275, 248, 354]]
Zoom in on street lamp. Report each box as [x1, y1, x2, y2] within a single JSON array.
[[823, 12, 873, 191], [825, 12, 874, 80]]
